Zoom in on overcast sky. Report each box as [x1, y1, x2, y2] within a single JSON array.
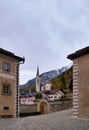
[[0, 0, 89, 84]]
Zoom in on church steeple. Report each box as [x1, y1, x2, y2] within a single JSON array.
[[37, 66, 39, 76], [36, 66, 40, 92]]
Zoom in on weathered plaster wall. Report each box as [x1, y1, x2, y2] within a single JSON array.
[[78, 54, 89, 119]]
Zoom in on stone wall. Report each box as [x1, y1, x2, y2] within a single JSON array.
[[49, 101, 72, 113], [20, 103, 38, 113], [20, 101, 72, 114]]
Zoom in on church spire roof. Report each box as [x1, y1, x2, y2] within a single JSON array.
[[37, 66, 39, 76], [36, 65, 40, 92]]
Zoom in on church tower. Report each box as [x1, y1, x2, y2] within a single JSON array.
[[36, 66, 40, 92]]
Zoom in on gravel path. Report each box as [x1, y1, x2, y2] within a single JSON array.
[[0, 109, 89, 130]]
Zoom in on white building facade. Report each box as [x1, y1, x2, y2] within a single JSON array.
[[41, 83, 51, 92], [48, 90, 64, 101]]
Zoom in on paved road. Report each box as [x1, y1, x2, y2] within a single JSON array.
[[0, 109, 89, 130]]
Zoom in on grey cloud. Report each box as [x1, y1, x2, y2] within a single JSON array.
[[0, 0, 89, 84]]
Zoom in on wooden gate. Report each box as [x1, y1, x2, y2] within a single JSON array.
[[37, 99, 49, 114], [40, 104, 44, 114]]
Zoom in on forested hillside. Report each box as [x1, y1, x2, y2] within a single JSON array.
[[51, 66, 73, 91]]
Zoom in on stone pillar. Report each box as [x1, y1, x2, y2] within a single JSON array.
[[73, 59, 79, 118], [15, 62, 19, 117]]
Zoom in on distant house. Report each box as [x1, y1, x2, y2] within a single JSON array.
[[48, 89, 64, 101], [67, 46, 89, 119], [0, 48, 25, 117], [41, 84, 64, 101], [41, 83, 51, 92], [20, 97, 35, 105]]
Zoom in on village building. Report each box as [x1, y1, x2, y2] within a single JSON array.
[[67, 46, 89, 119], [0, 48, 25, 117], [20, 96, 35, 105], [48, 89, 64, 101], [20, 92, 36, 105], [41, 83, 51, 92]]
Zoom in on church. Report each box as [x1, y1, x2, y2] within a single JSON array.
[[36, 66, 40, 92]]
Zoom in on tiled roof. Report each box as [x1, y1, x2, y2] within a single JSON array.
[[20, 92, 36, 98], [0, 48, 25, 62], [67, 46, 89, 60], [49, 89, 59, 94]]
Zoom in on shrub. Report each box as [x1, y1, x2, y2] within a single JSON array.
[[35, 93, 42, 99], [19, 112, 41, 117]]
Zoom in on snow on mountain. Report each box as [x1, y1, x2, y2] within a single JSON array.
[[20, 65, 72, 90]]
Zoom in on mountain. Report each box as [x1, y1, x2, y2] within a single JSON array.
[[20, 65, 72, 91], [51, 66, 73, 90]]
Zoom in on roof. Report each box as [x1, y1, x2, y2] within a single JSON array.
[[0, 48, 25, 62], [37, 66, 39, 76], [49, 89, 62, 94], [20, 92, 36, 98], [67, 46, 89, 60]]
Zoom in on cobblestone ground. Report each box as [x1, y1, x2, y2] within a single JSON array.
[[0, 109, 89, 130]]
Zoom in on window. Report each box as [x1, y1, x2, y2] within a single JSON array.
[[2, 83, 11, 95], [3, 106, 9, 110], [3, 62, 10, 72]]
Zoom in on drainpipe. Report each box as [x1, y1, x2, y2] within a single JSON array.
[[16, 57, 25, 117]]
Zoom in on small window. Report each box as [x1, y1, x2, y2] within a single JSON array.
[[3, 106, 9, 110], [2, 83, 11, 95], [3, 62, 10, 72]]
